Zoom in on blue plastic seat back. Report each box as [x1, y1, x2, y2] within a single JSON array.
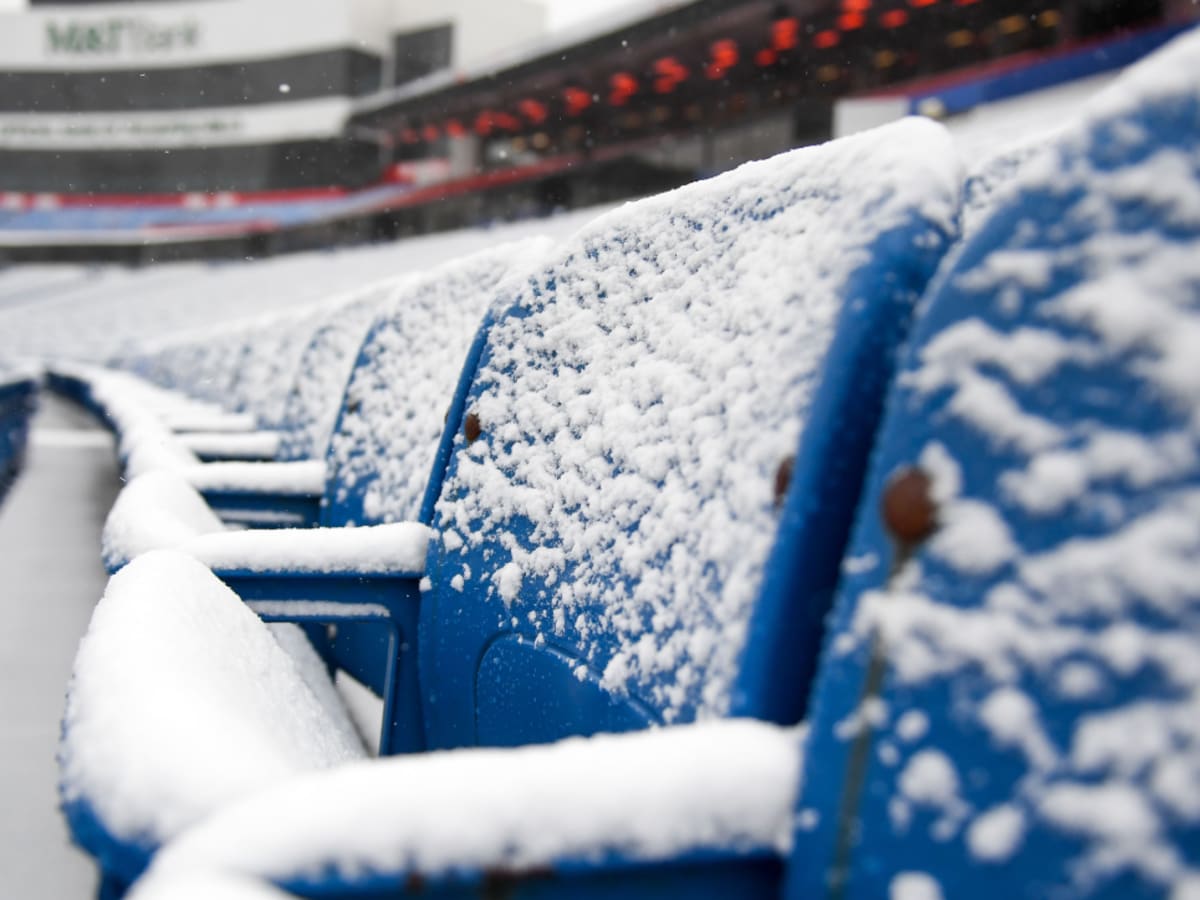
[[320, 237, 552, 529], [0, 374, 37, 500], [788, 32, 1200, 900], [420, 118, 963, 751], [274, 282, 397, 461]]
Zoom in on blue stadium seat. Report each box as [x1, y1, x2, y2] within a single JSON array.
[[191, 236, 552, 527], [0, 370, 38, 503], [788, 28, 1200, 900], [60, 115, 962, 898]]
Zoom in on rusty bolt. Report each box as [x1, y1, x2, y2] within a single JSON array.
[[464, 411, 482, 444], [774, 455, 795, 508], [881, 465, 938, 545]]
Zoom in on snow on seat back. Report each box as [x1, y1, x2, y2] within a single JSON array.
[[321, 236, 554, 528], [228, 306, 329, 429], [788, 30, 1200, 900], [421, 117, 962, 750], [274, 280, 398, 461]]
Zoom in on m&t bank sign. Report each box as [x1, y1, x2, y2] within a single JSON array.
[[45, 17, 201, 56]]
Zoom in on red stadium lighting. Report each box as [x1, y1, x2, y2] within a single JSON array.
[[609, 72, 639, 106], [493, 111, 521, 131], [400, 128, 419, 145], [909, 0, 938, 6], [563, 87, 592, 116], [841, 0, 871, 12], [838, 12, 865, 29], [706, 38, 739, 79], [881, 9, 910, 26], [518, 98, 548, 124], [813, 29, 840, 48], [444, 119, 466, 138], [771, 16, 800, 50], [756, 47, 779, 66], [653, 56, 689, 93], [421, 123, 441, 142]]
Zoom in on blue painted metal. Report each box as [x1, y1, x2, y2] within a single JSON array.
[[789, 39, 1200, 900], [276, 849, 784, 899], [0, 374, 39, 504]]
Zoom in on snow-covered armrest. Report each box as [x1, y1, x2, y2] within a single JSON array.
[[180, 461, 326, 497], [181, 460, 326, 527], [128, 871, 294, 900], [142, 720, 803, 895], [161, 410, 258, 433], [176, 430, 281, 462], [184, 521, 430, 577], [103, 470, 228, 572], [59, 551, 367, 888]]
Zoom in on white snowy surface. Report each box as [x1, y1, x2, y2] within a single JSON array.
[[0, 395, 116, 897], [59, 550, 366, 847], [175, 431, 281, 460], [435, 116, 962, 723], [105, 464, 431, 572], [128, 870, 296, 900], [836, 27, 1200, 897], [276, 281, 396, 460], [181, 460, 327, 495], [0, 205, 615, 366], [102, 470, 227, 570], [944, 72, 1118, 161], [183, 521, 432, 575], [148, 719, 803, 884], [326, 236, 555, 525]]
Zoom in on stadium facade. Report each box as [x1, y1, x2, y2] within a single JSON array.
[[0, 0, 545, 193], [0, 0, 1195, 261]]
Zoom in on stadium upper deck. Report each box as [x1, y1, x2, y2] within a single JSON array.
[[0, 0, 544, 194], [0, 0, 1194, 261]]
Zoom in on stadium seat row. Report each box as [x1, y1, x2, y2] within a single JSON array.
[[44, 26, 1200, 900], [0, 368, 38, 505]]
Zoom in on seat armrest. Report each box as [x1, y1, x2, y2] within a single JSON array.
[[186, 521, 431, 577], [144, 720, 803, 896]]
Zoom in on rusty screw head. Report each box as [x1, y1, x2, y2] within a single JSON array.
[[464, 411, 482, 444], [774, 455, 795, 508], [881, 465, 938, 545]]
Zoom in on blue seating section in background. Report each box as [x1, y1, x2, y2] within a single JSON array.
[[0, 372, 37, 504]]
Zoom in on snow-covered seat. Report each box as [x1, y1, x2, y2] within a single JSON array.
[[48, 289, 386, 474], [101, 238, 554, 563], [790, 29, 1200, 900], [61, 118, 961, 897], [186, 236, 552, 528]]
